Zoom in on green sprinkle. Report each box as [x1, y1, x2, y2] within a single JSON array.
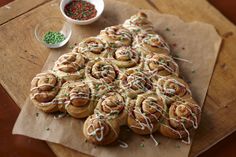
[[43, 31, 65, 44], [36, 112, 39, 117], [191, 70, 196, 73], [165, 27, 170, 31], [140, 143, 144, 148], [175, 144, 180, 148]]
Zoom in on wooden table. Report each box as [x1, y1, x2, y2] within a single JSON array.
[[0, 0, 235, 157]]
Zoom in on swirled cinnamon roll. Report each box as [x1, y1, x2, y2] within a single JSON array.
[[159, 98, 201, 143], [127, 92, 167, 135], [73, 37, 110, 59], [133, 33, 170, 55], [108, 46, 141, 69], [123, 12, 154, 35], [99, 25, 132, 48], [83, 114, 120, 145], [30, 72, 62, 113], [53, 52, 86, 80], [95, 92, 127, 126], [60, 81, 96, 118], [145, 54, 179, 81], [85, 58, 119, 84], [120, 69, 153, 98], [156, 76, 192, 104]]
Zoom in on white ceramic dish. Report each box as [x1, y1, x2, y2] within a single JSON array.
[[60, 0, 104, 25]]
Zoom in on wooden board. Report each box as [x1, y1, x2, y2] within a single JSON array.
[[0, 0, 235, 157]]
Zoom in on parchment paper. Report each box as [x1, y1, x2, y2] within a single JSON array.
[[13, 0, 222, 157]]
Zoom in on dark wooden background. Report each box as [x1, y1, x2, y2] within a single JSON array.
[[0, 0, 235, 157]]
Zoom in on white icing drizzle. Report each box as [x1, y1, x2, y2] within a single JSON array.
[[118, 140, 129, 148]]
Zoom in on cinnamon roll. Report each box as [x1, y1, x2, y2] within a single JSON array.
[[83, 114, 120, 145], [30, 72, 62, 113], [120, 69, 153, 98], [53, 52, 86, 81], [108, 46, 141, 69], [73, 37, 110, 59], [145, 54, 179, 81], [159, 98, 201, 143], [85, 58, 119, 84], [95, 92, 127, 126], [133, 33, 170, 55], [127, 92, 167, 135], [123, 12, 154, 35], [156, 76, 192, 104], [61, 81, 96, 118], [99, 25, 132, 48]]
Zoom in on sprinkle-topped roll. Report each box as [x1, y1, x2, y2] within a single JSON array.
[[108, 46, 141, 69], [133, 33, 170, 55], [156, 76, 192, 104], [95, 92, 127, 126], [83, 114, 120, 145], [145, 54, 179, 81], [85, 58, 119, 84], [123, 12, 154, 35], [127, 92, 167, 135], [73, 37, 109, 59], [99, 25, 132, 48], [159, 98, 201, 143], [30, 72, 62, 112], [121, 69, 153, 98], [53, 52, 86, 81]]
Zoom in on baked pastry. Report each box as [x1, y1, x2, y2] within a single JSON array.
[[133, 33, 170, 55], [156, 76, 192, 105], [73, 37, 110, 59], [107, 46, 142, 69], [145, 54, 179, 82], [99, 25, 132, 48], [29, 12, 201, 146], [83, 114, 120, 145], [120, 69, 152, 98], [52, 52, 86, 80], [159, 98, 201, 144], [127, 92, 167, 135], [94, 92, 127, 126], [123, 12, 154, 35], [30, 72, 62, 113], [61, 81, 96, 118], [85, 58, 119, 84]]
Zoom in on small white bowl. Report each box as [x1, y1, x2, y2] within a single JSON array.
[[60, 0, 104, 25]]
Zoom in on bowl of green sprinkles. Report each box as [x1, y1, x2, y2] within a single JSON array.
[[35, 17, 72, 48]]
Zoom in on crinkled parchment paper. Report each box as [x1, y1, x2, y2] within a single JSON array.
[[13, 0, 221, 157]]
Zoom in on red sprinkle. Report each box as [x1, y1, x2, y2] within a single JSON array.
[[64, 0, 97, 20]]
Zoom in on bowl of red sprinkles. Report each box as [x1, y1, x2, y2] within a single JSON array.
[[60, 0, 104, 25]]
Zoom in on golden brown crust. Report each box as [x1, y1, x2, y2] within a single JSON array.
[[30, 72, 62, 113], [52, 52, 86, 81], [120, 69, 153, 98], [127, 92, 167, 135], [83, 114, 120, 145], [133, 33, 170, 56], [94, 92, 127, 126], [156, 76, 192, 105], [159, 98, 201, 141], [145, 54, 179, 82], [99, 25, 132, 48]]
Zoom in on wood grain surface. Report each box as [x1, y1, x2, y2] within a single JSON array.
[[0, 0, 235, 157]]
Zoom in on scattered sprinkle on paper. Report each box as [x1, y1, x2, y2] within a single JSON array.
[[36, 112, 39, 117], [165, 27, 170, 31], [46, 128, 50, 131], [191, 70, 196, 73], [140, 143, 144, 148]]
